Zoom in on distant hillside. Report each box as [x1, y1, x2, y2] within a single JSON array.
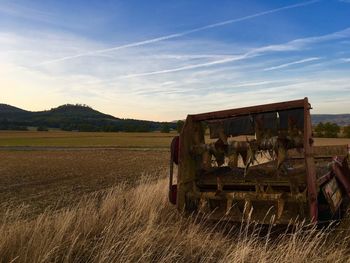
[[312, 114, 350, 126], [1, 103, 348, 132], [0, 104, 175, 132]]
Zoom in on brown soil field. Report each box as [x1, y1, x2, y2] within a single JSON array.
[[0, 131, 175, 148], [1, 130, 349, 148], [0, 149, 168, 217]]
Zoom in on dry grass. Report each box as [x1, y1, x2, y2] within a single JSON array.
[[313, 137, 350, 146], [0, 176, 349, 263]]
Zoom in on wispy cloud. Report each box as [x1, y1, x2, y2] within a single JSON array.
[[263, 57, 321, 71], [115, 27, 350, 79], [37, 0, 319, 65], [120, 55, 248, 78], [2, 0, 350, 120], [0, 2, 54, 23]]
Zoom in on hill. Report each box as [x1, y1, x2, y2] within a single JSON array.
[[0, 104, 29, 113], [0, 104, 175, 132], [1, 103, 349, 132], [311, 114, 350, 126]]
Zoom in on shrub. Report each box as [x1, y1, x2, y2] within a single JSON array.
[[314, 122, 340, 138], [37, 126, 49, 131], [344, 125, 350, 138], [176, 120, 184, 133], [161, 124, 170, 133]]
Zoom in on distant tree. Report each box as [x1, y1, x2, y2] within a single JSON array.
[[315, 122, 324, 137], [176, 120, 184, 133], [323, 122, 340, 138], [161, 124, 170, 133], [314, 122, 339, 138], [37, 126, 48, 131], [344, 125, 350, 138]]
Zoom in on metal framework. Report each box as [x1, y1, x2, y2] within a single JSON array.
[[169, 98, 350, 224]]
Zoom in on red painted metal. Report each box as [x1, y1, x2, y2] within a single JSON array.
[[332, 156, 350, 198], [171, 136, 179, 165], [191, 99, 305, 122], [303, 97, 318, 223], [169, 136, 179, 205]]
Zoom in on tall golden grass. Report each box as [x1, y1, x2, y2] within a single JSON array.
[[0, 175, 349, 263]]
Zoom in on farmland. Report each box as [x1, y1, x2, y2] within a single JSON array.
[[0, 130, 350, 148], [1, 131, 349, 217], [1, 131, 350, 262], [0, 131, 174, 148], [0, 149, 168, 218]]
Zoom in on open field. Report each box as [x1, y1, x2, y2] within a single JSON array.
[[1, 131, 350, 262], [0, 131, 175, 148], [0, 131, 349, 148], [0, 149, 168, 217]]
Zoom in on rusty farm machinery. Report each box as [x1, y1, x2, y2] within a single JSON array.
[[169, 98, 350, 225]]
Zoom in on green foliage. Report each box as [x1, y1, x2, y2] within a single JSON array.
[[37, 126, 49, 131], [344, 125, 350, 138], [0, 118, 28, 131], [314, 122, 340, 138], [0, 104, 176, 132], [161, 124, 170, 133], [176, 120, 184, 133], [315, 122, 324, 137]]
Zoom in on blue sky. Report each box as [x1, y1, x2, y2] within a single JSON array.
[[1, 0, 350, 121]]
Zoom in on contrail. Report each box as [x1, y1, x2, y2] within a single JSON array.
[[38, 0, 319, 65], [89, 27, 350, 81], [263, 57, 321, 71], [120, 55, 250, 79]]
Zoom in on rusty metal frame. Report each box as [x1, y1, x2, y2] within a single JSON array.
[[176, 97, 318, 223], [191, 98, 306, 122]]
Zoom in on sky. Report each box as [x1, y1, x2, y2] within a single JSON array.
[[1, 0, 350, 121]]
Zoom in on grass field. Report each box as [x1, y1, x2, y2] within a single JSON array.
[[0, 131, 175, 148], [1, 131, 350, 262], [0, 131, 349, 148]]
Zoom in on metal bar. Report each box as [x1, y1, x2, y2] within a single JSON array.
[[303, 97, 318, 223], [200, 191, 306, 202], [191, 99, 305, 122], [332, 157, 350, 198]]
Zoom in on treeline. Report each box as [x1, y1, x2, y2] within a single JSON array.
[[0, 119, 28, 131], [0, 118, 175, 132], [59, 119, 172, 132], [314, 122, 350, 138], [0, 104, 177, 132]]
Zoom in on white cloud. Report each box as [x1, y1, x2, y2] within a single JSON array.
[[1, 23, 350, 120], [36, 0, 319, 65], [112, 27, 350, 79], [263, 57, 321, 71], [0, 2, 54, 22]]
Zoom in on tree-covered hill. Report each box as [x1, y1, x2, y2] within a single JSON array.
[[0, 104, 175, 132], [1, 103, 349, 132]]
